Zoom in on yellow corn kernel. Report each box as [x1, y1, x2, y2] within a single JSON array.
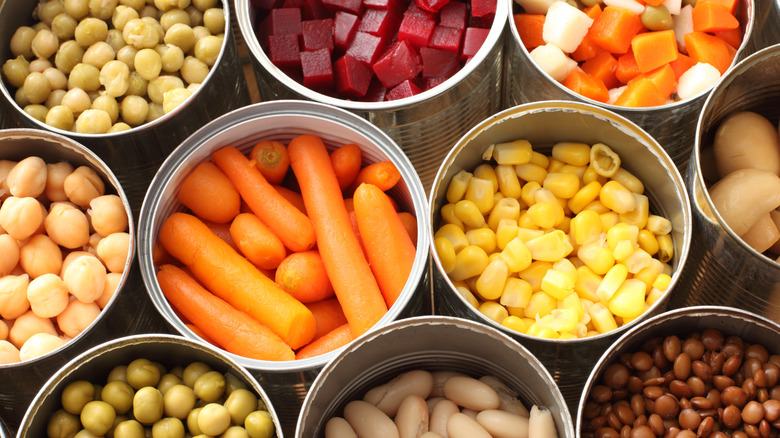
[[446, 170, 472, 204], [465, 177, 495, 215], [527, 201, 560, 229], [552, 141, 591, 166], [479, 300, 509, 324], [600, 212, 620, 232], [560, 164, 587, 180], [608, 278, 647, 319], [543, 172, 581, 200], [588, 302, 618, 334], [517, 227, 544, 242], [434, 236, 456, 274], [589, 143, 621, 177], [606, 223, 639, 250], [530, 151, 549, 168], [449, 245, 490, 281], [613, 240, 634, 262], [653, 273, 672, 291], [577, 235, 615, 275], [541, 268, 575, 299], [500, 277, 533, 308], [599, 180, 637, 214], [534, 188, 565, 225], [496, 219, 520, 250], [454, 286, 480, 308], [473, 163, 499, 193], [454, 199, 486, 229], [501, 237, 533, 272], [466, 227, 497, 254], [441, 203, 464, 229], [597, 263, 628, 301], [487, 197, 521, 231], [515, 163, 547, 185], [525, 230, 574, 262], [583, 163, 609, 185], [493, 191, 504, 205], [623, 247, 653, 274], [584, 200, 611, 214], [434, 223, 469, 253], [476, 258, 509, 300], [575, 265, 602, 302], [612, 167, 644, 194], [524, 291, 557, 319], [493, 139, 533, 165], [568, 181, 602, 214], [519, 261, 552, 291], [558, 217, 572, 234], [552, 258, 577, 278], [488, 252, 502, 263], [646, 287, 665, 306], [520, 181, 541, 207], [646, 215, 673, 235], [538, 307, 579, 333], [570, 209, 602, 246], [518, 211, 538, 229], [482, 143, 495, 161], [501, 315, 528, 334], [560, 291, 585, 320], [657, 234, 673, 263], [637, 229, 660, 256], [547, 158, 565, 173], [495, 164, 522, 198], [634, 258, 664, 290], [662, 261, 672, 276], [619, 193, 649, 229]]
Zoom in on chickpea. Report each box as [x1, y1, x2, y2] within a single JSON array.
[[45, 161, 76, 202], [89, 0, 120, 20], [123, 18, 160, 49], [75, 108, 113, 134], [116, 45, 138, 70], [0, 159, 16, 197], [9, 309, 58, 349], [31, 28, 59, 60], [140, 4, 160, 19], [45, 89, 67, 108], [0, 234, 20, 276], [132, 386, 164, 425], [185, 5, 203, 26], [47, 410, 82, 438], [96, 271, 122, 308], [83, 42, 116, 69], [107, 29, 127, 52], [10, 26, 36, 58], [191, 0, 217, 12], [157, 44, 184, 73], [182, 361, 211, 387], [74, 17, 108, 47], [180, 55, 208, 85], [61, 88, 92, 115], [163, 87, 192, 113], [43, 67, 69, 90], [3, 56, 30, 88], [19, 332, 66, 361], [120, 94, 149, 125], [24, 104, 48, 122], [92, 94, 120, 122], [147, 102, 165, 122], [7, 156, 47, 198], [160, 8, 191, 31], [29, 58, 54, 74], [62, 254, 106, 303], [0, 340, 21, 364], [155, 0, 192, 12], [20, 234, 64, 278], [0, 274, 31, 320], [32, 22, 51, 33], [119, 0, 146, 9], [22, 71, 52, 105], [52, 13, 79, 40], [68, 63, 101, 91], [134, 48, 162, 80], [193, 34, 220, 67], [197, 403, 230, 436], [147, 75, 183, 104], [55, 40, 85, 74], [113, 5, 141, 31], [243, 410, 274, 438], [113, 419, 145, 438], [0, 196, 45, 241], [61, 250, 92, 273], [27, 273, 69, 318], [0, 320, 7, 340], [44, 202, 90, 249], [56, 299, 101, 337], [89, 194, 129, 236], [38, 0, 67, 25], [95, 232, 130, 273], [64, 0, 90, 19], [63, 165, 105, 208], [202, 8, 224, 35], [109, 122, 132, 132], [15, 87, 31, 108], [192, 25, 211, 43], [164, 23, 195, 53]]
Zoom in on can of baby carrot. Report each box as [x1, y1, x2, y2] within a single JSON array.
[[669, 44, 780, 320], [428, 100, 692, 413], [504, 0, 755, 171], [295, 315, 575, 438], [138, 99, 431, 437]]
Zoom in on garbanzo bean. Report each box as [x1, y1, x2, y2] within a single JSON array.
[[64, 165, 105, 208], [45, 88, 67, 107], [162, 87, 191, 113], [68, 63, 101, 91], [202, 8, 224, 35], [109, 122, 132, 132], [31, 28, 59, 60], [10, 26, 36, 58], [75, 108, 113, 134], [0, 274, 31, 320], [157, 44, 184, 72], [147, 75, 183, 103], [96, 232, 130, 273], [45, 161, 75, 202], [20, 234, 63, 278], [90, 0, 120, 20], [29, 58, 53, 73], [64, 0, 90, 19], [120, 94, 149, 125], [51, 13, 78, 40], [134, 47, 162, 80], [160, 8, 191, 31], [22, 71, 52, 105], [27, 273, 69, 318], [113, 5, 141, 31], [155, 0, 192, 12], [0, 234, 20, 276], [46, 104, 75, 131], [193, 34, 220, 66], [24, 104, 48, 122], [92, 94, 120, 122], [82, 42, 116, 69], [43, 67, 68, 90], [45, 201, 91, 249], [7, 156, 47, 198], [0, 196, 45, 241], [123, 18, 159, 48], [55, 40, 85, 73], [61, 87, 91, 114], [38, 0, 66, 25], [107, 28, 127, 52], [164, 23, 195, 53], [62, 254, 107, 303], [191, 0, 217, 11], [75, 17, 109, 47], [3, 56, 30, 88], [180, 55, 207, 84]]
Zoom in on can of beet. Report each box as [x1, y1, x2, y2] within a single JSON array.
[[669, 44, 780, 320], [428, 100, 692, 413], [235, 0, 507, 193]]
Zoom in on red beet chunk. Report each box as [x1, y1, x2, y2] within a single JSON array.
[[334, 11, 360, 50], [438, 1, 467, 29], [403, 2, 435, 18], [265, 8, 303, 35], [251, 0, 285, 11], [268, 34, 301, 68], [346, 31, 386, 64], [428, 26, 463, 52], [322, 0, 363, 15], [422, 75, 447, 89], [334, 54, 373, 97], [385, 79, 421, 100], [397, 10, 435, 48], [358, 8, 401, 37], [372, 40, 422, 88], [471, 0, 496, 17], [300, 0, 330, 19], [301, 48, 334, 89], [414, 0, 449, 13], [302, 18, 334, 52], [421, 46, 460, 78], [362, 0, 403, 10], [364, 78, 388, 101], [461, 27, 489, 60]]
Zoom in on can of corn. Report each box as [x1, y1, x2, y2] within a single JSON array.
[[428, 100, 692, 412], [669, 44, 780, 320], [138, 99, 431, 436], [234, 0, 507, 193], [296, 315, 575, 438]]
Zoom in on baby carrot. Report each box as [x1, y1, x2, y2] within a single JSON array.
[[157, 264, 295, 361], [185, 323, 216, 345], [249, 140, 290, 184], [330, 143, 363, 190], [177, 161, 241, 224], [353, 183, 417, 307], [272, 184, 307, 214], [348, 209, 368, 259], [211, 146, 316, 252], [348, 160, 402, 193], [397, 211, 418, 245], [158, 212, 316, 349], [275, 250, 334, 303], [288, 134, 387, 336], [306, 297, 348, 341], [229, 213, 287, 270], [295, 323, 354, 360]]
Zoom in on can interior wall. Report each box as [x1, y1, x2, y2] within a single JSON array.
[[235, 0, 507, 193], [670, 44, 780, 320], [428, 101, 692, 412]]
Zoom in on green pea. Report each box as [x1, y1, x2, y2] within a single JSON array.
[[641, 5, 673, 31]]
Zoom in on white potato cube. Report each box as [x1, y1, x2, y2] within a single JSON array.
[[673, 5, 694, 53], [603, 0, 645, 14], [663, 0, 682, 15], [530, 43, 578, 82], [542, 1, 595, 53], [515, 0, 560, 14], [677, 62, 721, 99]]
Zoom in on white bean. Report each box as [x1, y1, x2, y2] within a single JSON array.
[[475, 409, 530, 438], [708, 168, 780, 235], [713, 111, 780, 178], [528, 406, 557, 438], [425, 396, 446, 414], [446, 412, 491, 438], [343, 400, 399, 438], [442, 376, 500, 412], [479, 376, 529, 417], [420, 433, 444, 438], [740, 213, 780, 254], [325, 417, 357, 438], [394, 395, 428, 438], [364, 370, 434, 417], [430, 371, 467, 398], [429, 399, 458, 438]]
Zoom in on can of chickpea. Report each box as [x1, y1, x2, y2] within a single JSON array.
[[428, 100, 692, 412], [669, 44, 780, 319], [0, 0, 251, 215]]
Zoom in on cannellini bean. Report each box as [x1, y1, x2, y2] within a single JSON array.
[[426, 396, 446, 413], [0, 196, 45, 240], [0, 274, 31, 319], [62, 254, 106, 303], [27, 273, 70, 318], [740, 213, 780, 254], [7, 156, 47, 198], [63, 166, 105, 208], [96, 232, 131, 273], [89, 194, 129, 236], [0, 160, 17, 199], [343, 400, 400, 438], [479, 376, 529, 417], [8, 309, 58, 349], [708, 168, 780, 235], [769, 211, 780, 255], [45, 161, 76, 202], [430, 371, 466, 397], [528, 406, 557, 438], [713, 111, 780, 178], [97, 272, 122, 308], [0, 340, 21, 364], [421, 433, 444, 438], [45, 202, 91, 249], [446, 412, 491, 438], [429, 399, 459, 438], [364, 370, 434, 417], [461, 409, 479, 420], [20, 234, 63, 278], [325, 417, 358, 438], [395, 395, 428, 438], [0, 233, 20, 276], [475, 409, 530, 438], [57, 299, 101, 337], [19, 332, 66, 361], [442, 376, 500, 412], [0, 319, 7, 340]]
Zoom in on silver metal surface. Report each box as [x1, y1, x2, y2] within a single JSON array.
[[235, 0, 507, 193], [752, 0, 780, 49], [428, 101, 692, 413], [296, 315, 575, 438], [16, 334, 284, 438], [137, 99, 431, 437], [670, 44, 780, 320]]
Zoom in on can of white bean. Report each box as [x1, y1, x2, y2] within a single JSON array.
[[669, 44, 780, 319], [429, 100, 692, 412]]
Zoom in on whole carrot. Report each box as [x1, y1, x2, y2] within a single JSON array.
[[306, 297, 348, 341], [397, 211, 418, 244], [295, 323, 354, 360], [348, 160, 401, 193], [272, 184, 307, 214], [249, 140, 289, 184], [158, 212, 316, 349], [275, 250, 334, 303], [157, 264, 295, 361], [177, 161, 241, 224], [288, 134, 387, 336], [330, 143, 362, 190], [353, 183, 417, 307], [211, 146, 316, 252], [229, 213, 287, 270]]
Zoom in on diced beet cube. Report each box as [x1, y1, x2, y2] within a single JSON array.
[[461, 27, 489, 60], [334, 11, 360, 50], [470, 0, 496, 17], [322, 0, 363, 15], [346, 31, 386, 64], [397, 11, 435, 49], [283, 0, 304, 8], [362, 0, 403, 10], [364, 78, 388, 101], [268, 34, 301, 68], [302, 19, 334, 52], [300, 0, 330, 19], [422, 75, 447, 90], [414, 0, 449, 13], [372, 40, 422, 88], [438, 1, 467, 28], [301, 48, 334, 89], [403, 2, 435, 19], [334, 54, 373, 97], [358, 8, 401, 38], [428, 26, 463, 52], [251, 0, 284, 11], [265, 8, 303, 35], [468, 14, 494, 28], [385, 79, 421, 100], [420, 46, 459, 78]]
